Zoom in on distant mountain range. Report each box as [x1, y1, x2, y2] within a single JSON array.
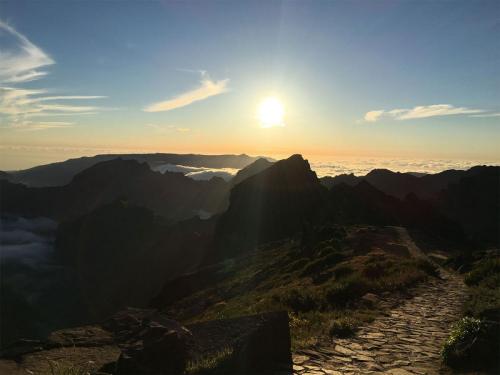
[[1, 153, 267, 187]]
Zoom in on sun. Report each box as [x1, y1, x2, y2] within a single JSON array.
[[258, 97, 285, 128]]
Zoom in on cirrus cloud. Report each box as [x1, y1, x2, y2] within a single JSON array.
[[0, 20, 54, 83], [144, 72, 229, 112], [0, 20, 107, 131], [364, 104, 485, 122]]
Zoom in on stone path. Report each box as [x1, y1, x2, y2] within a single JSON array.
[[293, 228, 467, 375]]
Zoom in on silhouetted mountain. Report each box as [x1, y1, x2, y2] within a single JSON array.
[[55, 200, 215, 320], [328, 181, 403, 225], [436, 166, 500, 246], [213, 154, 327, 260], [0, 158, 230, 222], [321, 166, 496, 200], [6, 153, 266, 187], [320, 173, 360, 189], [231, 157, 274, 186]]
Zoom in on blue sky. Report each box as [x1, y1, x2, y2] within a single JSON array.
[[0, 0, 499, 169]]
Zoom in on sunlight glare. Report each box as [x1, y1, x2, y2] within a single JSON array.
[[258, 97, 285, 128]]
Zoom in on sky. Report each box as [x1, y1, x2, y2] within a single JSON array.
[[0, 0, 499, 170]]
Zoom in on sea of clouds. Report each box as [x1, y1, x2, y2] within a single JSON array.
[[152, 158, 499, 181], [151, 163, 239, 181], [308, 158, 500, 177]]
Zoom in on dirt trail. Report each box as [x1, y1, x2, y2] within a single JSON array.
[[293, 227, 467, 375]]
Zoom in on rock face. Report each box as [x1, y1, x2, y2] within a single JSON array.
[[213, 154, 327, 260]]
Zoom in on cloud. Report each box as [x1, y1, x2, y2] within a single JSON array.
[[144, 72, 229, 112], [469, 112, 500, 118], [150, 163, 238, 181], [0, 20, 54, 83], [8, 121, 74, 131], [0, 20, 106, 130], [364, 110, 385, 122], [364, 104, 484, 122]]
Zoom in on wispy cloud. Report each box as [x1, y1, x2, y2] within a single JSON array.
[[0, 20, 107, 130], [144, 72, 229, 112], [8, 121, 74, 131], [0, 20, 54, 83], [364, 104, 484, 122], [469, 112, 500, 118]]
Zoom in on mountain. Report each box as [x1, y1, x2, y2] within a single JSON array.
[[436, 166, 500, 246], [5, 153, 266, 187], [320, 166, 498, 200], [0, 158, 230, 222], [54, 200, 215, 320], [212, 155, 327, 260], [231, 157, 274, 186], [320, 173, 359, 189]]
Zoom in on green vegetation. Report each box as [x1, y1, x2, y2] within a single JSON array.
[[185, 346, 234, 374], [167, 226, 438, 350], [48, 360, 90, 375], [441, 316, 482, 365], [442, 251, 500, 371], [462, 253, 500, 318]]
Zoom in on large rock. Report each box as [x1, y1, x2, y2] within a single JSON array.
[[187, 310, 292, 374], [105, 308, 193, 374]]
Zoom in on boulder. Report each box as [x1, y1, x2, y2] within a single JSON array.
[[187, 310, 292, 374], [103, 309, 192, 374]]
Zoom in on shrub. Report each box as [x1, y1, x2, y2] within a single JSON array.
[[441, 317, 500, 370], [415, 258, 440, 277], [328, 317, 357, 338], [464, 258, 500, 286], [277, 289, 317, 312], [324, 275, 368, 307]]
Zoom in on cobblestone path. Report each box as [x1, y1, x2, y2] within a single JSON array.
[[293, 228, 467, 375]]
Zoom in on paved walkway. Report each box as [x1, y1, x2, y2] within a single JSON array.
[[293, 228, 467, 375]]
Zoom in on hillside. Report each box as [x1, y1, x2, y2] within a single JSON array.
[[154, 225, 439, 349]]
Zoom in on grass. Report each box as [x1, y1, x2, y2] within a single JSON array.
[[185, 346, 234, 374], [462, 253, 500, 318], [48, 360, 91, 375], [165, 225, 437, 350]]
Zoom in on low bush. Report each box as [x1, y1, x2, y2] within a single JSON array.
[[328, 316, 357, 338], [277, 289, 317, 312], [324, 274, 369, 307], [442, 317, 500, 371], [464, 257, 500, 286]]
